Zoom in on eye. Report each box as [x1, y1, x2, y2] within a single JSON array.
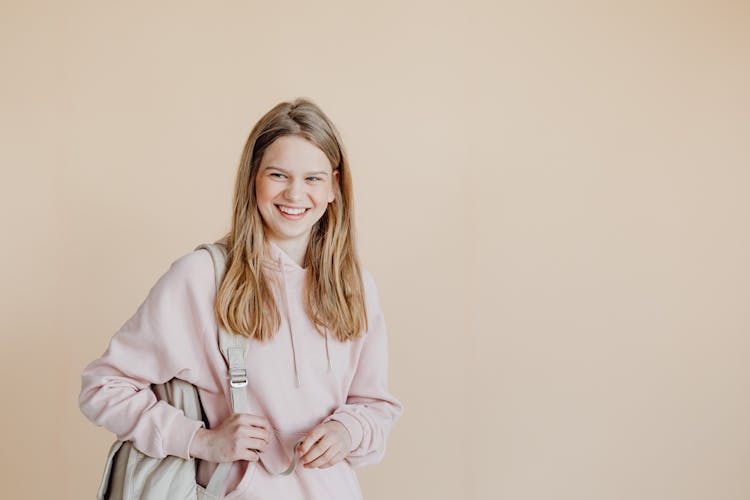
[[306, 176, 321, 182], [270, 172, 285, 179]]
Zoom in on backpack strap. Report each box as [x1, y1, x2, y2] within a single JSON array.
[[194, 242, 252, 499]]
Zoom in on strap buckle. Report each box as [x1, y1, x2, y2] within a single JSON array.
[[229, 367, 247, 388]]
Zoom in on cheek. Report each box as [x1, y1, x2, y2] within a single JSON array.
[[255, 180, 277, 205], [313, 186, 334, 206]]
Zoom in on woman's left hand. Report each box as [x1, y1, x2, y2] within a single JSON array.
[[298, 420, 352, 469]]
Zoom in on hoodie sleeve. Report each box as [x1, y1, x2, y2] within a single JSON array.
[[78, 250, 213, 460], [322, 270, 404, 467]]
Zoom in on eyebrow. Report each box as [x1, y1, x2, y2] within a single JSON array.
[[264, 165, 330, 176]]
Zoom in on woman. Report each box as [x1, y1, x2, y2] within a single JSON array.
[[79, 98, 404, 499]]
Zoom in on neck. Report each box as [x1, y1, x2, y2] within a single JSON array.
[[268, 237, 308, 267]]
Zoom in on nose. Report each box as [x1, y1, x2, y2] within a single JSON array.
[[284, 179, 304, 202]]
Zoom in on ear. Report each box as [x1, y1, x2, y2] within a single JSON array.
[[328, 170, 339, 203]]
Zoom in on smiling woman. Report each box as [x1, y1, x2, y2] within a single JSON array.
[[79, 97, 403, 500]]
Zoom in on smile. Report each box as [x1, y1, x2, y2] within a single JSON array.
[[276, 205, 311, 219]]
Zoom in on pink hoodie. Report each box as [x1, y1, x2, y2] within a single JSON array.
[[79, 241, 403, 499]]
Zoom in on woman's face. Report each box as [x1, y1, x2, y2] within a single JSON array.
[[255, 135, 338, 252]]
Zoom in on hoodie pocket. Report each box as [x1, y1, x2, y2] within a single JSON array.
[[221, 460, 258, 500]]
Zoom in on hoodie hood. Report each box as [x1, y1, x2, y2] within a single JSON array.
[[261, 240, 332, 388]]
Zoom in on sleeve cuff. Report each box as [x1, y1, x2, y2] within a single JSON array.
[[163, 414, 206, 460], [324, 412, 363, 453]]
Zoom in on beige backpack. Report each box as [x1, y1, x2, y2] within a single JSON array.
[[96, 242, 265, 499]]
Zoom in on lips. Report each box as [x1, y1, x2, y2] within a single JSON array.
[[275, 205, 311, 220]]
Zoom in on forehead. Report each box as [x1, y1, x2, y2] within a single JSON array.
[[260, 135, 332, 172]]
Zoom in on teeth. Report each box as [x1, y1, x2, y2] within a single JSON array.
[[278, 205, 307, 215]]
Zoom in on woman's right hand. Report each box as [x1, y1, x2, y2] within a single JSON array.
[[189, 413, 271, 463]]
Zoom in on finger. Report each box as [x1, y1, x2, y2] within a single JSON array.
[[300, 435, 334, 464], [319, 450, 347, 469], [236, 413, 270, 431], [298, 425, 327, 457], [306, 447, 338, 469], [300, 442, 327, 465], [238, 413, 271, 431], [241, 437, 268, 452], [233, 419, 270, 443], [247, 425, 270, 444], [242, 449, 260, 462]]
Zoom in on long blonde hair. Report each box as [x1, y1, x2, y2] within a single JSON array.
[[214, 98, 367, 343]]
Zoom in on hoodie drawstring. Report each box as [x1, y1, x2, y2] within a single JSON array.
[[276, 253, 333, 389], [324, 332, 332, 372], [277, 254, 301, 388]]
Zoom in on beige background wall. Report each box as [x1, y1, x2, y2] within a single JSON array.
[[1, 1, 748, 499]]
